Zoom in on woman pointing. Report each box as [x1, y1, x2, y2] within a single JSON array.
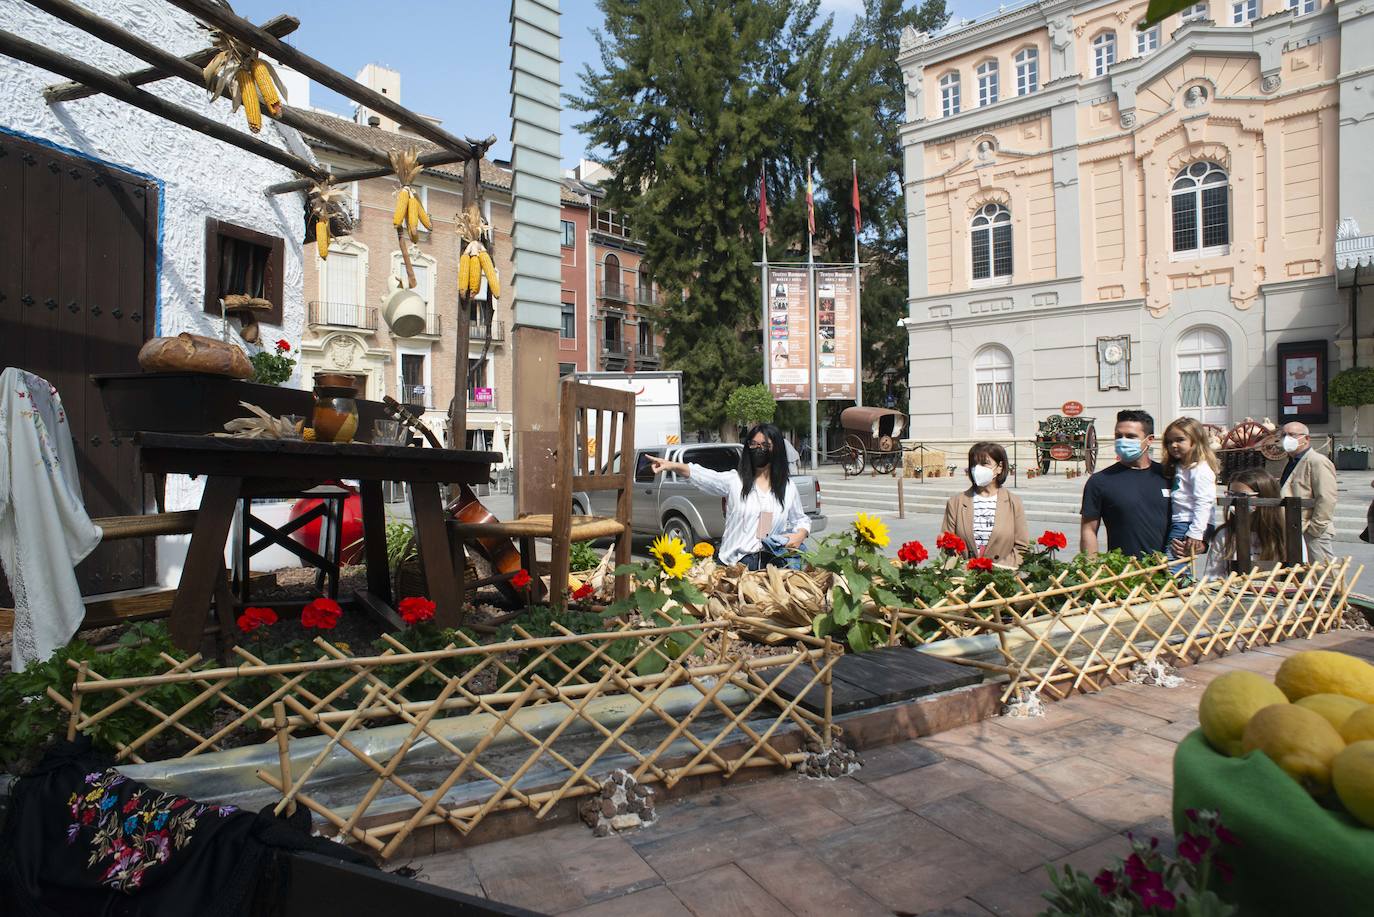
[[646, 423, 811, 570]]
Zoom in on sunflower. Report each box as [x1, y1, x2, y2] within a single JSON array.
[[650, 534, 693, 578], [853, 512, 890, 548], [692, 542, 715, 559]]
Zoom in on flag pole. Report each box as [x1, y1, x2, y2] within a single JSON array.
[[760, 162, 770, 395], [807, 157, 818, 472], [852, 158, 863, 408]]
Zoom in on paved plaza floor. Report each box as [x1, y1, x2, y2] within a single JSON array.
[[401, 628, 1374, 916]]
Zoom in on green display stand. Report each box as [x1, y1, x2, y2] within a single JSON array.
[[1172, 730, 1374, 916]]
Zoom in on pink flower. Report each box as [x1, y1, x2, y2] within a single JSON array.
[[398, 596, 436, 625], [301, 597, 342, 630], [1178, 832, 1211, 865], [1092, 868, 1118, 897], [1215, 823, 1240, 847]]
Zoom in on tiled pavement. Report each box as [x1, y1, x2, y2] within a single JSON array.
[[403, 629, 1374, 916]]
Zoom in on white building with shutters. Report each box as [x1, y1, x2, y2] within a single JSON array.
[[897, 0, 1374, 446]]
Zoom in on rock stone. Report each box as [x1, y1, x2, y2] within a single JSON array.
[[610, 813, 642, 831]]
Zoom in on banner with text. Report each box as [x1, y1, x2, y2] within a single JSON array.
[[765, 266, 811, 401], [814, 268, 858, 400]]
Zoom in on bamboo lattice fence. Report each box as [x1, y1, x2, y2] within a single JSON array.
[[53, 615, 839, 858], [876, 557, 1358, 701]]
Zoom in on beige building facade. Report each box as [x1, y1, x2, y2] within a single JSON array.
[[898, 0, 1374, 443]]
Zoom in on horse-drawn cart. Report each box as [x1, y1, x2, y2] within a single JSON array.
[[837, 407, 907, 477], [1034, 414, 1099, 474]]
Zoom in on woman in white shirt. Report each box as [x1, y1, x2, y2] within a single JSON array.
[[646, 423, 811, 569]]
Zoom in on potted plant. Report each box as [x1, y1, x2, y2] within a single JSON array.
[[1328, 366, 1374, 470]]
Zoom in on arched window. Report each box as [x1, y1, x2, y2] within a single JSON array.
[[604, 253, 621, 296], [1176, 327, 1230, 425], [971, 203, 1012, 281], [940, 72, 961, 117], [1171, 161, 1229, 256], [976, 60, 999, 107], [1092, 32, 1117, 76], [1014, 48, 1038, 95], [974, 346, 1014, 433]]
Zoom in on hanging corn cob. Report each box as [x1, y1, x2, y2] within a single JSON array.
[[308, 181, 346, 261], [388, 149, 431, 245], [203, 29, 288, 135], [457, 241, 500, 300]]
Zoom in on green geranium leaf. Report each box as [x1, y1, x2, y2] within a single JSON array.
[[675, 582, 708, 605], [846, 621, 871, 653], [614, 563, 645, 577]]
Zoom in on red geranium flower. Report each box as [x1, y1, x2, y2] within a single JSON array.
[[571, 583, 594, 600], [1037, 531, 1068, 550], [966, 556, 993, 572], [935, 531, 966, 554], [275, 338, 291, 352], [301, 597, 342, 630], [510, 569, 532, 589], [236, 606, 278, 634], [897, 541, 928, 565], [398, 596, 436, 625]]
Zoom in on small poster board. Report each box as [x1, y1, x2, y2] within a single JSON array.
[[1276, 341, 1328, 425]]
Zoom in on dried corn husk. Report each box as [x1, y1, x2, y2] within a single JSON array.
[[216, 401, 300, 439], [695, 563, 832, 644]]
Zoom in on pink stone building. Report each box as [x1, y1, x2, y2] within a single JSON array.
[[898, 0, 1374, 443]]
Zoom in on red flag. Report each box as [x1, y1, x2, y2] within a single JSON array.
[[806, 164, 815, 237], [758, 163, 769, 236], [851, 160, 861, 235]]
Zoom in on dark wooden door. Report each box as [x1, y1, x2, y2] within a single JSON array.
[[0, 133, 157, 599]]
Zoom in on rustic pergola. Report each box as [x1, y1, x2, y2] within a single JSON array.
[[3, 0, 499, 442]]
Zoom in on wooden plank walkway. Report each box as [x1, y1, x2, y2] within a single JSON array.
[[773, 647, 982, 715]]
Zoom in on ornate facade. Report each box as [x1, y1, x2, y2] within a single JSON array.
[[899, 0, 1374, 441]]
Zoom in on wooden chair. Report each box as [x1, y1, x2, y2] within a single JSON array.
[[450, 377, 635, 610]]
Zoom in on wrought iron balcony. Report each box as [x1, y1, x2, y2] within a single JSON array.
[[601, 337, 631, 356], [469, 319, 505, 342], [635, 286, 661, 307], [308, 301, 377, 330], [598, 281, 631, 303]]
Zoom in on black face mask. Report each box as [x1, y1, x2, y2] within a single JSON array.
[[749, 447, 772, 468]]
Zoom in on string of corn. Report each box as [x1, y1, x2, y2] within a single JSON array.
[[250, 59, 282, 116], [235, 71, 261, 133], [478, 250, 500, 298]]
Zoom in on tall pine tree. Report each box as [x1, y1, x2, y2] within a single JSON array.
[[571, 0, 946, 437]]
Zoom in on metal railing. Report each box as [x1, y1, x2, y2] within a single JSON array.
[[636, 286, 661, 307], [469, 319, 505, 342], [307, 301, 377, 330], [467, 396, 495, 410], [601, 337, 631, 356], [598, 281, 631, 302]]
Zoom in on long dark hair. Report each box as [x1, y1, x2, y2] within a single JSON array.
[[1215, 467, 1286, 564], [739, 422, 790, 506]]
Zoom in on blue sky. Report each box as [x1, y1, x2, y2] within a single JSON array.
[[234, 0, 1005, 167]]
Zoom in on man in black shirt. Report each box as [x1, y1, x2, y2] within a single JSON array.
[[1080, 410, 1171, 557]]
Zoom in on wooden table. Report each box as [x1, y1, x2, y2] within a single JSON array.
[[136, 433, 499, 650]]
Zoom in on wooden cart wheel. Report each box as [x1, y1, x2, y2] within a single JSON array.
[[1084, 426, 1098, 473], [1036, 441, 1051, 475], [840, 434, 866, 477], [872, 449, 899, 475], [1221, 420, 1270, 451]]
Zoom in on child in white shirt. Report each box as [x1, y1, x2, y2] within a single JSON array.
[[1162, 417, 1220, 575]]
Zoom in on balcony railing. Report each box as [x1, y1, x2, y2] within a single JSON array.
[[636, 342, 659, 359], [414, 313, 442, 337], [598, 281, 631, 303], [635, 286, 661, 307], [308, 301, 377, 330], [469, 319, 505, 342], [468, 394, 496, 410], [601, 337, 631, 356]]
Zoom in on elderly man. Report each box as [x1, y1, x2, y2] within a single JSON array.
[[1277, 421, 1338, 562]]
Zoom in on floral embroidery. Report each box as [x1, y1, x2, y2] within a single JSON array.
[[66, 770, 237, 891]]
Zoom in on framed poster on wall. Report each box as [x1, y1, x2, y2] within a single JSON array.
[[1276, 340, 1328, 425]]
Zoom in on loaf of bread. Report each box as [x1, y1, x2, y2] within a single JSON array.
[[138, 333, 253, 379]]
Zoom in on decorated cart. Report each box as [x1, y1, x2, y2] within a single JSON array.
[[1034, 414, 1098, 474], [837, 406, 907, 477], [1215, 418, 1282, 483]]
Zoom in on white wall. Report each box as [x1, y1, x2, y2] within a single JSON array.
[[1, 0, 313, 580]]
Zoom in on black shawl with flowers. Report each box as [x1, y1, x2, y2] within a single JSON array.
[[0, 739, 372, 917]]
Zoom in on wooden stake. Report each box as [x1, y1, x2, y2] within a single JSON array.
[[273, 702, 295, 817]]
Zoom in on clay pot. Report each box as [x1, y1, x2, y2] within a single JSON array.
[[312, 385, 360, 442], [313, 371, 361, 393]]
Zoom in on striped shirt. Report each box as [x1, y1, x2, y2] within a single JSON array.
[[972, 494, 998, 551]]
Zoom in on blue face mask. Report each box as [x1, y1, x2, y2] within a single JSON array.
[[1115, 438, 1145, 461]]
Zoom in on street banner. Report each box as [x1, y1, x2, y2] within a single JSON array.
[[766, 266, 810, 401], [815, 267, 858, 400]]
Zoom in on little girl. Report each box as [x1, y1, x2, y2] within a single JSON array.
[[1162, 417, 1220, 574]]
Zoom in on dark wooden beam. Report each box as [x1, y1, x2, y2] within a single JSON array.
[[0, 28, 326, 180], [26, 0, 389, 170], [264, 144, 493, 195], [162, 0, 476, 159], [43, 12, 298, 103]]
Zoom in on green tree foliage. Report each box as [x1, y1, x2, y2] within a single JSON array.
[[724, 384, 777, 426], [571, 0, 948, 434]]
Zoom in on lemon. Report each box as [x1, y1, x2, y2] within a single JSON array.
[[1296, 694, 1367, 732], [1242, 703, 1347, 795], [1333, 741, 1374, 828], [1199, 670, 1290, 756], [1275, 651, 1374, 704], [1341, 705, 1374, 744]]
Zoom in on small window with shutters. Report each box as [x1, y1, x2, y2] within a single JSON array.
[[203, 218, 284, 324]]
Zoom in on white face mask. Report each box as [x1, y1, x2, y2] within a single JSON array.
[[970, 464, 996, 487], [1281, 435, 1301, 454]]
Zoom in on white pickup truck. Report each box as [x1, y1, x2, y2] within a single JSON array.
[[572, 442, 827, 547]]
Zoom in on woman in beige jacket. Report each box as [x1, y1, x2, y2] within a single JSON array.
[[939, 441, 1029, 568]]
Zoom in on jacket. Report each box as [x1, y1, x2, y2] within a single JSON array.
[[1279, 449, 1338, 537], [940, 487, 1029, 568]]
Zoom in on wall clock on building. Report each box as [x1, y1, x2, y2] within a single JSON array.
[[1097, 335, 1130, 391]]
